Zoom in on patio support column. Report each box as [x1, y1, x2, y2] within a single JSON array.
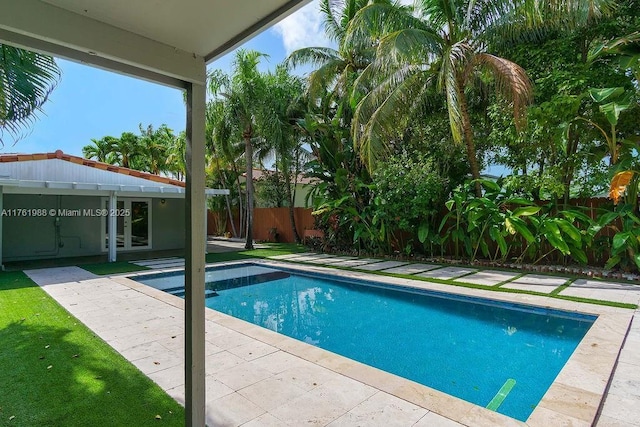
[[185, 77, 206, 427], [0, 186, 3, 270], [108, 191, 117, 262]]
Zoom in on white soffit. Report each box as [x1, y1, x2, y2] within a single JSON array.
[[0, 0, 310, 87]]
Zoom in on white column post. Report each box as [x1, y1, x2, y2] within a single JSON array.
[[185, 78, 206, 427], [108, 191, 117, 262]]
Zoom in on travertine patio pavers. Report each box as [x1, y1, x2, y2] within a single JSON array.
[[416, 266, 478, 280], [560, 279, 640, 305], [356, 260, 408, 271], [454, 270, 520, 286], [381, 263, 441, 275], [500, 274, 568, 294]]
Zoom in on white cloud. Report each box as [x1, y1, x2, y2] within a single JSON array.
[[271, 1, 334, 55], [272, 0, 415, 55]]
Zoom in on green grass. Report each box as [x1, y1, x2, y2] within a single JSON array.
[[205, 243, 307, 264], [0, 272, 184, 426], [81, 261, 150, 275]]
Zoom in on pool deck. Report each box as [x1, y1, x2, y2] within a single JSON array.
[[24, 257, 640, 426]]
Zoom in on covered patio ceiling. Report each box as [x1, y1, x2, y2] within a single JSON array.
[[1, 0, 308, 87], [0, 0, 311, 425]]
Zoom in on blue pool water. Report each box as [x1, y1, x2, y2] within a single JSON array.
[[135, 263, 595, 421]]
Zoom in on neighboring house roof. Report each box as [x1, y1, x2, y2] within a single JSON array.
[[0, 150, 228, 197], [244, 168, 317, 185]]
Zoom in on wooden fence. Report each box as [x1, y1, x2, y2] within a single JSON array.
[[207, 198, 625, 266], [208, 207, 315, 243]]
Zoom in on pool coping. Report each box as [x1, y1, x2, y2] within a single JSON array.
[[122, 259, 634, 426]]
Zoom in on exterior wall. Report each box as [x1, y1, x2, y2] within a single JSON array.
[[2, 194, 103, 261], [151, 198, 185, 250], [2, 194, 186, 262]]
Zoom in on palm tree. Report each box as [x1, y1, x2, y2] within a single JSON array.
[[285, 0, 386, 121], [347, 0, 613, 196], [166, 131, 187, 180], [111, 132, 141, 169], [208, 50, 268, 250], [259, 65, 308, 243], [82, 136, 117, 163], [0, 45, 60, 145], [139, 123, 173, 174]]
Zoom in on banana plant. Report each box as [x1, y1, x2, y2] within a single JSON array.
[[440, 179, 540, 262], [518, 205, 595, 265], [598, 204, 640, 272]]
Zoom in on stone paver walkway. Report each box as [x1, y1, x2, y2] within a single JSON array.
[[454, 270, 520, 286], [500, 274, 569, 294], [416, 266, 478, 280]]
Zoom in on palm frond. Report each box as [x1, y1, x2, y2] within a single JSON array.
[[472, 52, 533, 130], [0, 45, 61, 145], [352, 64, 434, 170]]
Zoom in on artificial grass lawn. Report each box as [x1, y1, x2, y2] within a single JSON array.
[[205, 242, 307, 263], [0, 272, 184, 426], [81, 261, 150, 276]]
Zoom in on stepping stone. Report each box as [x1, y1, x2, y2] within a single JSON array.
[[290, 254, 334, 262], [358, 261, 408, 271], [132, 257, 181, 266], [560, 279, 640, 305], [268, 253, 313, 260], [416, 266, 477, 280], [304, 256, 339, 264], [500, 274, 568, 294], [331, 258, 383, 267], [319, 256, 358, 264], [381, 264, 441, 275], [151, 262, 185, 269], [455, 270, 520, 286]]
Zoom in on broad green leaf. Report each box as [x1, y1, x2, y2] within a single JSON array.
[[556, 220, 582, 243], [445, 200, 455, 211], [568, 244, 588, 264], [598, 211, 620, 227], [418, 223, 429, 243], [506, 217, 535, 243], [604, 255, 621, 270], [599, 99, 632, 126], [479, 238, 490, 258], [612, 232, 630, 251], [508, 198, 535, 206], [542, 222, 570, 255], [588, 87, 624, 103], [512, 206, 541, 217], [490, 227, 508, 257], [478, 179, 500, 192], [634, 253, 640, 271]]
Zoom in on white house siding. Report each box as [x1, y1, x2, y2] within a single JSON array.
[[2, 194, 186, 261]]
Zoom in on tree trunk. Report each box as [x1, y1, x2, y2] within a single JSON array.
[[215, 157, 238, 238], [285, 173, 301, 244], [244, 128, 254, 250], [231, 162, 244, 238], [457, 83, 483, 197]]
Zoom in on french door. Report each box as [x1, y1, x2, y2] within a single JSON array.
[[102, 198, 152, 251]]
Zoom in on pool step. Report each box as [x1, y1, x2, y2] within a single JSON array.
[[162, 286, 218, 298]]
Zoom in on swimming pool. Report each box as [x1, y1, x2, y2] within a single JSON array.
[[135, 263, 595, 421]]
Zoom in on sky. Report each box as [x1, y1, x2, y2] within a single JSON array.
[[0, 1, 333, 157]]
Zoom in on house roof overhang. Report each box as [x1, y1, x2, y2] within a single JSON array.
[[0, 0, 310, 88]]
